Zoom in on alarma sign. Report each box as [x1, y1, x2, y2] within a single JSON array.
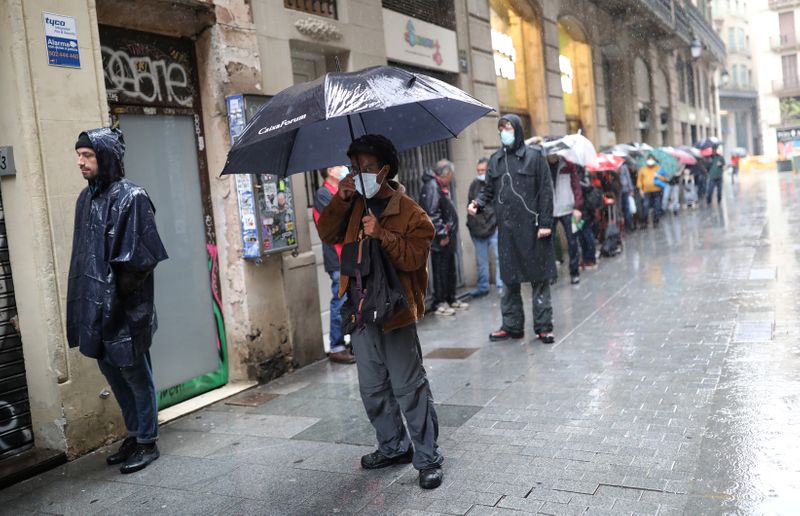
[[43, 12, 80, 68]]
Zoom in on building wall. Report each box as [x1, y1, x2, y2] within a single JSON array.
[[753, 1, 783, 157]]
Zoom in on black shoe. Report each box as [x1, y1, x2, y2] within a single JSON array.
[[489, 329, 524, 342], [106, 437, 137, 466], [360, 448, 413, 470], [537, 332, 556, 344], [570, 276, 580, 285], [120, 443, 160, 474], [419, 467, 443, 489]]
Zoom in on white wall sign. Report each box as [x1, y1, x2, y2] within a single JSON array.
[[382, 9, 458, 73], [559, 55, 574, 94], [43, 12, 80, 68]]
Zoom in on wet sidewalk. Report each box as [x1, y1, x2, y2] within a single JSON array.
[[3, 170, 800, 515]]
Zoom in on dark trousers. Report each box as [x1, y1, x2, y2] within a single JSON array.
[[501, 281, 553, 334], [621, 192, 634, 231], [577, 220, 597, 265], [707, 177, 723, 204], [352, 323, 442, 470], [643, 191, 662, 225], [555, 215, 580, 277], [431, 246, 456, 305], [97, 352, 158, 444], [696, 174, 707, 199]]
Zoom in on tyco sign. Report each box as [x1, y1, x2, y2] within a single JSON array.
[[43, 12, 80, 68]]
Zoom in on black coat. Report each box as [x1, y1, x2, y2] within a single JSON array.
[[476, 114, 556, 284], [66, 128, 168, 366], [419, 169, 458, 252], [467, 178, 496, 239]]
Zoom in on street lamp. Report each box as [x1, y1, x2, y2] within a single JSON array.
[[720, 69, 730, 87], [690, 37, 703, 59]]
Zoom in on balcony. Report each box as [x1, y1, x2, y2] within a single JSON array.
[[773, 77, 800, 96], [284, 0, 337, 19], [769, 0, 800, 9], [771, 35, 800, 52]]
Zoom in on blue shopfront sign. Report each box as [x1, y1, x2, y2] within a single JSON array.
[[43, 12, 80, 68]]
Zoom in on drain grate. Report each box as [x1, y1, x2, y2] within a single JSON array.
[[733, 321, 774, 342], [225, 391, 279, 407], [424, 347, 479, 359]]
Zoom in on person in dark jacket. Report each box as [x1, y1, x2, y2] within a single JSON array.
[[467, 157, 503, 297], [468, 114, 557, 344], [420, 159, 468, 315], [67, 128, 168, 474], [313, 166, 355, 364], [547, 155, 584, 284], [705, 149, 726, 205], [578, 166, 600, 268]]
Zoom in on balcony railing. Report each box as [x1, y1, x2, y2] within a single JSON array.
[[773, 77, 800, 95], [769, 0, 800, 9], [284, 0, 337, 19], [771, 35, 799, 52]]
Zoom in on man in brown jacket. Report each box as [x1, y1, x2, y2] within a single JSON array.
[[317, 134, 443, 490]]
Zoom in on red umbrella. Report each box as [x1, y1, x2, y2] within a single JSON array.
[[700, 147, 715, 157], [586, 153, 624, 172]]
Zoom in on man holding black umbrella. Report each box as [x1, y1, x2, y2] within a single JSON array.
[[317, 134, 444, 490]]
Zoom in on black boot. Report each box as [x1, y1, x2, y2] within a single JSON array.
[[419, 467, 444, 489], [360, 448, 413, 470], [120, 443, 160, 474], [106, 437, 137, 466]]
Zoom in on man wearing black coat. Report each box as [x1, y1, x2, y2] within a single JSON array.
[[67, 128, 168, 474], [469, 114, 557, 343]]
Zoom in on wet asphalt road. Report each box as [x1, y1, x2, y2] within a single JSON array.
[[1, 169, 799, 515]]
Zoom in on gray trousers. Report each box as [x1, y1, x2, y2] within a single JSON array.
[[501, 281, 553, 334], [352, 323, 443, 470]]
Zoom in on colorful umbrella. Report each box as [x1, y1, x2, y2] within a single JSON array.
[[663, 147, 697, 165], [636, 148, 680, 179]]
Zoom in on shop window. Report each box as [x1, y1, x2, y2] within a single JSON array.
[[490, 0, 548, 136], [558, 17, 596, 141]]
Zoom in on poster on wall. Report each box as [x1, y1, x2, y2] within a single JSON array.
[[43, 12, 80, 68], [777, 127, 800, 160], [256, 174, 296, 253]]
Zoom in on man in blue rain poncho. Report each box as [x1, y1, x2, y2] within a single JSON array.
[[67, 128, 168, 474]]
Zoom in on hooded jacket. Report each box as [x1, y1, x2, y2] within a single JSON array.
[[419, 169, 458, 252], [475, 114, 556, 284], [66, 128, 168, 366]]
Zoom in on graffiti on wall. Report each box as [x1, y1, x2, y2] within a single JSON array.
[[99, 26, 197, 109]]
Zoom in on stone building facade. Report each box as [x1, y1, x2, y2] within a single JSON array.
[[0, 0, 723, 475]]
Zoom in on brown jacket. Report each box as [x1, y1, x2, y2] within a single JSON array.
[[317, 182, 434, 332]]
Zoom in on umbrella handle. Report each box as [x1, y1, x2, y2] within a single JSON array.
[[335, 55, 368, 213]]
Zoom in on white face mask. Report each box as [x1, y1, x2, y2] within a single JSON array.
[[355, 172, 382, 199], [335, 166, 349, 181], [646, 159, 656, 166], [477, 174, 486, 181]]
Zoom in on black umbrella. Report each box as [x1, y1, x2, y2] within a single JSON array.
[[694, 137, 720, 150], [222, 65, 493, 177]]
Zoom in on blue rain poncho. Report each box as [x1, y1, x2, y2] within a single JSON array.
[[66, 128, 168, 366]]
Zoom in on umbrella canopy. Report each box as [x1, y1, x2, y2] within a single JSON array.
[[677, 145, 702, 158], [586, 153, 624, 172], [663, 147, 697, 165], [543, 133, 598, 167], [694, 137, 720, 150], [637, 148, 680, 179], [222, 66, 493, 176], [700, 147, 715, 157]]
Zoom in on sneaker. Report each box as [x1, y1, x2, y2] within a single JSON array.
[[570, 276, 580, 285], [537, 332, 555, 344], [450, 300, 469, 310], [489, 329, 524, 341], [581, 261, 598, 270], [120, 443, 160, 474], [435, 303, 455, 316], [361, 448, 414, 470]]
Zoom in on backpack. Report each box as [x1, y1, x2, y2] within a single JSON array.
[[600, 205, 622, 257], [584, 186, 603, 212], [340, 236, 407, 334]]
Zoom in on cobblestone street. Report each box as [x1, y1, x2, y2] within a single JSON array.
[[3, 169, 799, 515]]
